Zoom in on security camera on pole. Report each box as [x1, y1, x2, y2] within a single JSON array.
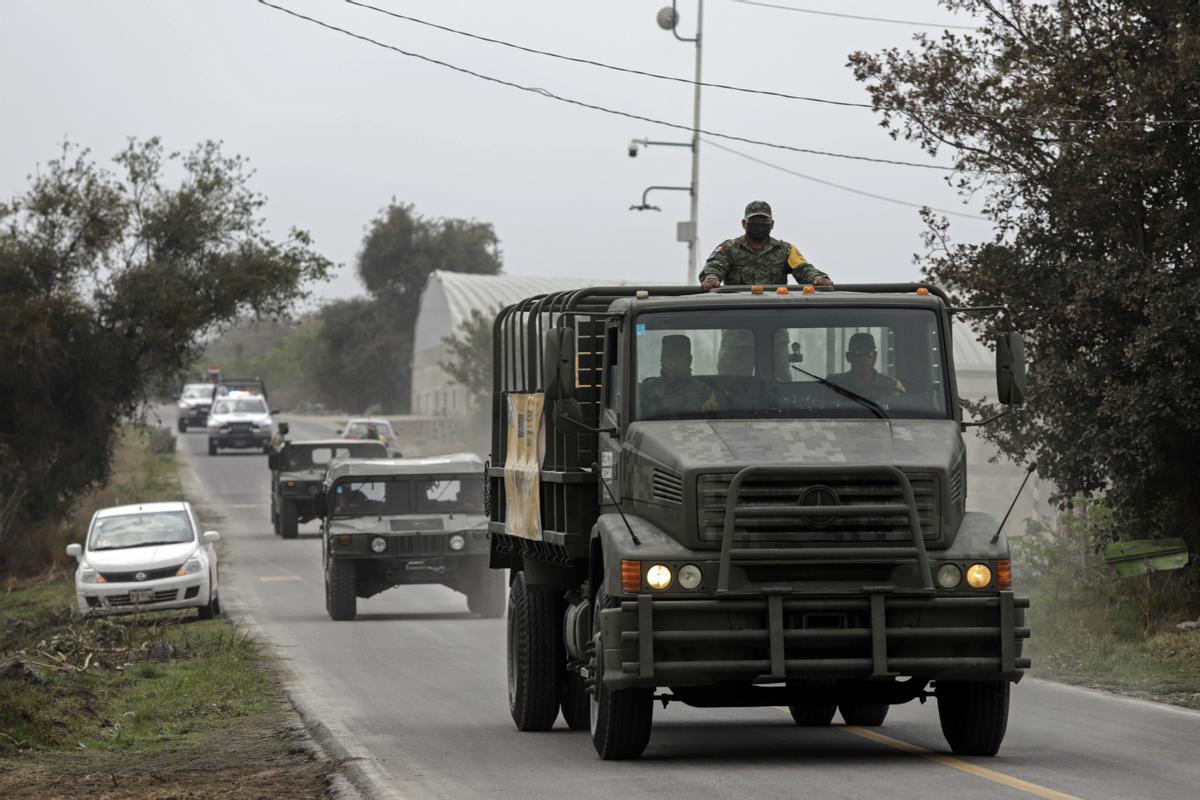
[[627, 2, 703, 284]]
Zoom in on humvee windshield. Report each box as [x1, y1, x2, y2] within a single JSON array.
[[633, 307, 951, 421], [332, 476, 484, 517], [283, 442, 386, 470]]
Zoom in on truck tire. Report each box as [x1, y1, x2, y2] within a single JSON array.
[[788, 703, 837, 727], [279, 501, 299, 540], [327, 558, 357, 621], [839, 703, 889, 726], [937, 680, 1009, 756], [590, 585, 653, 759], [271, 508, 279, 536], [507, 570, 560, 730], [178, 418, 187, 433], [208, 439, 218, 456], [560, 670, 590, 731], [467, 567, 506, 618]]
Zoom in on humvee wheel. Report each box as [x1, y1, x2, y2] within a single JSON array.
[[327, 558, 357, 621], [279, 501, 299, 540], [560, 670, 589, 731], [590, 586, 653, 759], [207, 439, 218, 456], [178, 418, 187, 433], [506, 571, 560, 730], [271, 509, 280, 536], [937, 680, 1009, 756], [788, 703, 837, 726], [839, 703, 889, 726], [467, 567, 506, 619]]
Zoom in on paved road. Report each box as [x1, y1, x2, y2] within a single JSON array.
[[174, 416, 1200, 800]]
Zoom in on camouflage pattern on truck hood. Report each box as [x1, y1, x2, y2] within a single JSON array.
[[626, 418, 960, 473]]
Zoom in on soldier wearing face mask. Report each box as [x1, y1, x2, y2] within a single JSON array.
[[700, 201, 832, 291]]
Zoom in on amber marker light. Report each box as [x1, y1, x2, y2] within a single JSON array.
[[916, 287, 930, 296], [776, 286, 790, 295], [751, 284, 765, 294], [621, 560, 641, 593], [336, 534, 353, 545], [286, 480, 295, 488], [996, 560, 1012, 590], [801, 285, 815, 294], [966, 563, 993, 589]]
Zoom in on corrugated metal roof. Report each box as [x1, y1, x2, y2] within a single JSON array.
[[951, 323, 995, 372]]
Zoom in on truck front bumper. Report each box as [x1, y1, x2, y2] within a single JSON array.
[[598, 591, 1029, 691]]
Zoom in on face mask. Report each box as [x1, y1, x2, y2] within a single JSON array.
[[745, 222, 771, 242]]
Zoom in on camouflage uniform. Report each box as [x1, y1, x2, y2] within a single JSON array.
[[700, 235, 827, 286], [828, 369, 906, 400]]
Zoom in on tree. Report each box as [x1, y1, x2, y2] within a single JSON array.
[[355, 202, 502, 412], [310, 298, 406, 413], [0, 139, 330, 573], [848, 2, 1200, 555]]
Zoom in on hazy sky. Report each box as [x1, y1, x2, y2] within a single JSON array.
[[1, 0, 990, 301]]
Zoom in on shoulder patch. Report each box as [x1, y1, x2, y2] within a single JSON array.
[[787, 245, 809, 270]]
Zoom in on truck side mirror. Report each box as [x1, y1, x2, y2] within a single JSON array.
[[267, 451, 282, 471], [996, 332, 1026, 405], [66, 543, 83, 560], [278, 422, 289, 436], [543, 327, 576, 400]]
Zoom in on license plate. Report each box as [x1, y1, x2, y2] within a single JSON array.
[[233, 439, 248, 447], [405, 561, 427, 571], [130, 590, 154, 603]]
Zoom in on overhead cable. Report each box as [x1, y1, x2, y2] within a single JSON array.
[[257, 0, 952, 170], [702, 137, 988, 220], [731, 0, 980, 30], [346, 0, 1200, 128]]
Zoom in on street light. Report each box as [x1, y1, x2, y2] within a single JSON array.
[[628, 2, 703, 284]]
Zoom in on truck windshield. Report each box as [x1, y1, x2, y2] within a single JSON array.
[[331, 476, 484, 517], [633, 307, 951, 421], [284, 442, 386, 470]]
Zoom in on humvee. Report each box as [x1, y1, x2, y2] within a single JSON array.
[[486, 283, 1029, 759], [267, 437, 388, 538], [319, 455, 504, 621]]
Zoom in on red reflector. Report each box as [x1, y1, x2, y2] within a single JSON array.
[[620, 560, 641, 594]]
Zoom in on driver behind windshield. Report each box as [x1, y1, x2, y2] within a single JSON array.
[[639, 334, 719, 418], [828, 332, 905, 400]]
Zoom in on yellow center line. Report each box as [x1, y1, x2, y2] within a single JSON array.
[[841, 726, 1082, 800]]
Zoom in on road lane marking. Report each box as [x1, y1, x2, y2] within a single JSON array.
[[260, 575, 303, 582], [841, 726, 1082, 800]]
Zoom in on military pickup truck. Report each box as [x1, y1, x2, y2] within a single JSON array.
[[487, 283, 1030, 759], [319, 455, 504, 621], [267, 437, 388, 538]]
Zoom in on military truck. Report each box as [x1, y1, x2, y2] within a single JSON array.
[[267, 436, 388, 538], [486, 283, 1029, 759], [319, 455, 504, 621]]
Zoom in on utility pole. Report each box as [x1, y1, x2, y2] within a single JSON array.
[[629, 2, 703, 284]]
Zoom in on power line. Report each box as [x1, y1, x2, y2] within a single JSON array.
[[731, 0, 980, 30], [257, 0, 952, 170], [703, 137, 988, 220], [345, 0, 1200, 128]]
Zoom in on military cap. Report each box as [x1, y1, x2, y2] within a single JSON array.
[[660, 334, 693, 358], [743, 200, 773, 220]]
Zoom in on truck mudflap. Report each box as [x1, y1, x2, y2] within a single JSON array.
[[598, 592, 1030, 691]]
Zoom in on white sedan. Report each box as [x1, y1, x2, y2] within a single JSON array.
[[66, 501, 221, 618]]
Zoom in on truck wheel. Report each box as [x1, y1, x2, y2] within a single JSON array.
[[279, 501, 299, 540], [937, 680, 1009, 756], [178, 418, 187, 433], [207, 439, 217, 456], [839, 703, 889, 726], [467, 567, 506, 618], [590, 585, 653, 759], [560, 670, 590, 731], [327, 558, 357, 621], [788, 703, 837, 726], [271, 509, 279, 536], [506, 571, 560, 731]]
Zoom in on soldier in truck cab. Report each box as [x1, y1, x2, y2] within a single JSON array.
[[639, 334, 718, 418], [828, 332, 905, 400]]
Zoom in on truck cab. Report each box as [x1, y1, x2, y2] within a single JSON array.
[[487, 283, 1029, 759]]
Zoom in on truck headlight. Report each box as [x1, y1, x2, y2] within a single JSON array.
[[177, 558, 203, 577], [936, 563, 962, 589], [965, 563, 992, 589], [645, 564, 672, 590], [449, 534, 465, 551], [677, 564, 702, 590], [371, 537, 387, 553]]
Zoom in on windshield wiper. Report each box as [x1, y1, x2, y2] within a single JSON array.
[[790, 364, 890, 420]]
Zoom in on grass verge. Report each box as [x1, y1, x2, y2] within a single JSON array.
[[0, 424, 332, 799]]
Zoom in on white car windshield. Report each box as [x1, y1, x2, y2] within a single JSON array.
[[346, 421, 392, 436], [181, 384, 211, 399], [89, 511, 195, 551], [212, 398, 268, 415]]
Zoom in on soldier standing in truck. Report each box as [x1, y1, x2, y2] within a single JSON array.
[[700, 201, 833, 290]]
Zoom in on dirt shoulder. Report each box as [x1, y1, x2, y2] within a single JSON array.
[[0, 426, 341, 799]]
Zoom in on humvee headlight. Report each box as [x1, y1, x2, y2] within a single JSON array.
[[449, 534, 465, 551], [678, 564, 702, 590], [936, 563, 962, 589], [966, 563, 992, 589], [370, 537, 387, 554], [645, 564, 672, 590]]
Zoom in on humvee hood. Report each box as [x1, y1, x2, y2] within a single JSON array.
[[628, 418, 960, 473]]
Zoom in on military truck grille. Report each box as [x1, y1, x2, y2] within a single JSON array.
[[697, 473, 939, 545], [388, 518, 445, 532], [387, 535, 445, 556], [949, 462, 965, 508], [651, 469, 684, 504], [100, 564, 183, 583]]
